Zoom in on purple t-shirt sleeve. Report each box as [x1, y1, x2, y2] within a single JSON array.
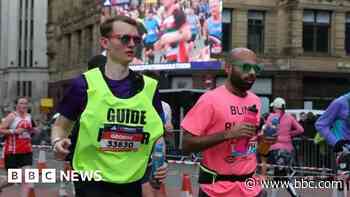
[[153, 89, 165, 123], [315, 99, 342, 146], [56, 75, 87, 121]]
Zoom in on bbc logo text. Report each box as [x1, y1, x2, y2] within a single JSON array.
[[7, 169, 102, 183]]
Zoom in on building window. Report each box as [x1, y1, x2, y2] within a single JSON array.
[[29, 20, 34, 67], [248, 11, 265, 54], [24, 50, 27, 68], [346, 14, 350, 54], [222, 9, 232, 52], [29, 50, 33, 67], [17, 81, 32, 97], [18, 0, 23, 67], [17, 81, 21, 97], [16, 81, 32, 97], [17, 0, 34, 67], [303, 10, 331, 53], [18, 50, 22, 67]]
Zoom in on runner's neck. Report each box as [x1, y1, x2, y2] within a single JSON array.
[[225, 81, 247, 98], [105, 61, 129, 81], [16, 111, 27, 118]]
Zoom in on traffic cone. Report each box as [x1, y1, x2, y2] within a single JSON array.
[[0, 147, 5, 169], [181, 174, 193, 197], [37, 149, 47, 174]]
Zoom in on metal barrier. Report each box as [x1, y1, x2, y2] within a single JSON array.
[[164, 130, 337, 173], [293, 137, 337, 170], [0, 134, 337, 175]]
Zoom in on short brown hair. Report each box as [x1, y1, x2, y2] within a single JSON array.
[[100, 15, 145, 37], [15, 97, 29, 105]]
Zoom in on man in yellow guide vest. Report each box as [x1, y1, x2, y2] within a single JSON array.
[[51, 15, 167, 197]]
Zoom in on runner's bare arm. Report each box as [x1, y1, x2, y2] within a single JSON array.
[[0, 112, 18, 135], [182, 131, 226, 153], [51, 115, 74, 141], [155, 23, 191, 50], [182, 123, 257, 153], [51, 115, 74, 160], [161, 24, 191, 44]]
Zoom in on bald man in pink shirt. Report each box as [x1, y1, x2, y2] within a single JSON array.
[[181, 48, 275, 197]]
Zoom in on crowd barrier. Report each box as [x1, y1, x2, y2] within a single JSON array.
[[164, 130, 338, 174], [0, 132, 338, 174]]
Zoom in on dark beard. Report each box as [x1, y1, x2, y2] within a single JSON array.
[[229, 75, 253, 93]]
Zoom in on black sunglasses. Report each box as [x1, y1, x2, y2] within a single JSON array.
[[108, 34, 142, 45]]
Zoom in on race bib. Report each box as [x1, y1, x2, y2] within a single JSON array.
[[98, 125, 149, 152]]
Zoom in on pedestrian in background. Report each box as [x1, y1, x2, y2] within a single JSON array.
[[0, 97, 40, 196], [266, 97, 304, 197]]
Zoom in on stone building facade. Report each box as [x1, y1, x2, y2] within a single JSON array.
[[47, 0, 101, 106], [0, 0, 49, 117], [47, 0, 350, 112]]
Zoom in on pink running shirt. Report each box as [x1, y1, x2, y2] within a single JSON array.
[[267, 112, 304, 153], [181, 85, 262, 197]]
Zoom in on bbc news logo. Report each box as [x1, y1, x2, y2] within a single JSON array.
[[8, 169, 103, 183]]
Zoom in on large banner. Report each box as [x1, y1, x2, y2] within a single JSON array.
[[100, 0, 222, 69]]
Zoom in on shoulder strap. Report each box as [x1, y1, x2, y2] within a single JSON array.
[[142, 75, 158, 101]]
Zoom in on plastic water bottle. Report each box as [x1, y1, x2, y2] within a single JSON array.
[[232, 105, 258, 156], [265, 117, 279, 138], [150, 140, 164, 189]]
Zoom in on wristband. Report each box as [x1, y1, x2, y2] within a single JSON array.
[[9, 129, 15, 134], [51, 137, 64, 146]]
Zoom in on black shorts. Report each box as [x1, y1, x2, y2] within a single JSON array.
[[5, 152, 33, 169], [74, 179, 142, 197]]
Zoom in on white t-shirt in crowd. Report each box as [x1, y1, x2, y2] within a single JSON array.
[[161, 101, 172, 128]]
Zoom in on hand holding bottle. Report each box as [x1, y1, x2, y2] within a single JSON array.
[[232, 105, 258, 156]]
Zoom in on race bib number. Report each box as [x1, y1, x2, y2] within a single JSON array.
[[99, 132, 145, 152], [97, 124, 150, 152]]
